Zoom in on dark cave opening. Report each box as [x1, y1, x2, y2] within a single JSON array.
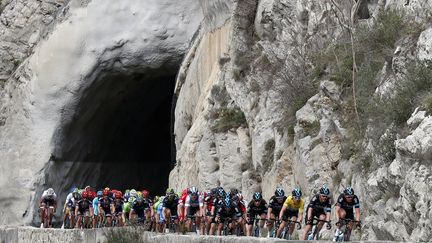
[[47, 69, 177, 199]]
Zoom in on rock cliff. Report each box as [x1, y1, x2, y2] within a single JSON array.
[[171, 0, 432, 241]]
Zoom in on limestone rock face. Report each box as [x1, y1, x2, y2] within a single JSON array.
[[0, 0, 202, 225], [171, 0, 432, 241]]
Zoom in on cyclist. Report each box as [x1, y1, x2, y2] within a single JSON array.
[[92, 191, 102, 228], [184, 186, 203, 233], [178, 187, 190, 222], [162, 188, 180, 232], [301, 185, 332, 240], [113, 191, 124, 226], [246, 192, 268, 236], [61, 188, 79, 229], [230, 192, 247, 235], [99, 189, 114, 227], [39, 188, 57, 228], [333, 186, 361, 241], [277, 188, 304, 238], [75, 191, 93, 228], [267, 188, 287, 236], [142, 189, 154, 223], [203, 188, 217, 234], [212, 195, 243, 235], [153, 195, 165, 233], [122, 197, 134, 226]]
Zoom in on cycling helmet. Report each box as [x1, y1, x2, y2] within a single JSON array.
[[47, 188, 55, 196], [124, 192, 130, 201], [210, 188, 218, 196], [253, 192, 262, 200], [102, 189, 109, 196], [97, 191, 103, 197], [71, 187, 78, 193], [82, 191, 88, 199], [344, 186, 354, 196], [292, 188, 302, 198], [217, 188, 226, 198], [85, 185, 91, 191], [104, 187, 110, 191], [275, 188, 285, 198], [224, 196, 231, 208], [166, 188, 174, 195], [130, 189, 138, 197], [189, 186, 198, 194], [114, 192, 122, 199], [142, 190, 150, 198], [319, 186, 330, 196]]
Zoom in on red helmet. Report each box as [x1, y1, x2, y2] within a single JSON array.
[[103, 189, 109, 196], [114, 191, 122, 199], [82, 191, 88, 199], [142, 190, 150, 198]]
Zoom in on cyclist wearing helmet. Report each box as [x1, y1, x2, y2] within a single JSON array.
[[162, 189, 180, 232], [39, 188, 57, 228], [178, 187, 191, 222], [92, 191, 103, 228], [153, 196, 166, 233], [301, 185, 332, 240], [61, 188, 79, 229], [333, 186, 361, 240], [142, 189, 154, 222], [246, 192, 268, 236], [267, 188, 287, 234], [184, 186, 203, 233], [211, 195, 243, 236], [122, 197, 134, 225], [112, 191, 124, 226], [98, 189, 114, 227], [277, 188, 304, 238], [75, 191, 93, 228]]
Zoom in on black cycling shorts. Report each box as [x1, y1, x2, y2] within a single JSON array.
[[282, 209, 299, 220], [187, 206, 200, 216], [305, 208, 326, 225], [102, 207, 112, 217]]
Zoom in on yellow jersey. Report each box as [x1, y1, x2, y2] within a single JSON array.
[[283, 195, 305, 214]]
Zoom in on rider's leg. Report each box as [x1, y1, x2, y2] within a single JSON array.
[[288, 216, 298, 235], [301, 215, 312, 240], [317, 213, 326, 231], [267, 213, 275, 232], [277, 219, 286, 237]]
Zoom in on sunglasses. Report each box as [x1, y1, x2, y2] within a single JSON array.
[[320, 195, 329, 198], [294, 196, 301, 200], [345, 196, 353, 199]]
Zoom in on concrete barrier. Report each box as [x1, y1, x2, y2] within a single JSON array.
[[0, 227, 408, 243]]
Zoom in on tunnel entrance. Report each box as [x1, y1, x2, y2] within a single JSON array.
[[45, 69, 177, 200]]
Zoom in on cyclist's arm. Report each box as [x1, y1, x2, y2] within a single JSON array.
[[355, 208, 361, 222], [306, 207, 313, 221], [279, 204, 287, 219], [267, 206, 273, 221]]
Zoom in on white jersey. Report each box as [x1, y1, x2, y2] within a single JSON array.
[[185, 194, 203, 207], [42, 190, 57, 200]]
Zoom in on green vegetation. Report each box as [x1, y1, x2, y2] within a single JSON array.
[[313, 8, 428, 162], [302, 120, 320, 137], [210, 106, 247, 133]]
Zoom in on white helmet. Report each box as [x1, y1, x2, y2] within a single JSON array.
[[47, 188, 55, 196], [130, 189, 137, 197], [189, 186, 198, 194]]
